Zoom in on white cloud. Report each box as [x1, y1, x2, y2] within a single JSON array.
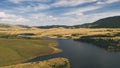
[[27, 13, 58, 26], [52, 0, 97, 7], [8, 0, 51, 3], [96, 0, 120, 4], [0, 12, 29, 24], [0, 12, 16, 18], [8, 0, 21, 3], [30, 13, 57, 21], [62, 6, 101, 16], [15, 4, 50, 13]]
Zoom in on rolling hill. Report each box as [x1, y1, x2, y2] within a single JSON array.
[[76, 16, 120, 28], [0, 23, 22, 28], [36, 16, 120, 28]]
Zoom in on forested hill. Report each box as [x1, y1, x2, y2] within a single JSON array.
[[79, 16, 120, 28]]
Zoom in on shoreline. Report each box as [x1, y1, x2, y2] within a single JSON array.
[[0, 38, 62, 67]]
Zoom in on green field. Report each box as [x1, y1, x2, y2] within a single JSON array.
[[0, 38, 59, 66]]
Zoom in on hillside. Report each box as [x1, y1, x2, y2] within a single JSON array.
[[0, 23, 32, 29], [79, 16, 120, 28], [0, 23, 19, 28]]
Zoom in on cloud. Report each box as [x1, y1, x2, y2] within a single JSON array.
[[8, 0, 51, 3], [15, 4, 50, 13], [1, 0, 120, 26], [30, 13, 57, 21], [52, 0, 97, 7], [8, 0, 21, 3], [0, 12, 29, 24], [62, 6, 101, 16], [0, 12, 18, 19], [96, 0, 120, 4], [26, 13, 58, 26]]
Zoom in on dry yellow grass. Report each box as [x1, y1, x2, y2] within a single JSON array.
[[0, 28, 120, 39], [2, 58, 70, 68]]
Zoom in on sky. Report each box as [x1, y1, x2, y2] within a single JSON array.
[[0, 0, 120, 26]]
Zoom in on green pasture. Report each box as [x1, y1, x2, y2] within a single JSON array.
[[0, 38, 57, 66]]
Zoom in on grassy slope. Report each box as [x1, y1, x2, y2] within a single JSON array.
[[2, 58, 70, 68], [0, 38, 61, 66]]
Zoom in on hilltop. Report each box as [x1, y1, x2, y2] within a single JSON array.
[[80, 16, 120, 28]]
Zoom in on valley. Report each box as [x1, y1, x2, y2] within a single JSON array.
[[0, 16, 120, 68]]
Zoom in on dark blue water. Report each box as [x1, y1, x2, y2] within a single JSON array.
[[26, 38, 120, 68]]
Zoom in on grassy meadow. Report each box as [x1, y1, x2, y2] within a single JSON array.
[[0, 38, 61, 66], [0, 27, 117, 39]]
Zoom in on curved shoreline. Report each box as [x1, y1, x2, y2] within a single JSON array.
[[0, 38, 62, 67], [22, 39, 62, 63]]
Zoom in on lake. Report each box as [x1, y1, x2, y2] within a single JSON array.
[[18, 33, 35, 38], [26, 38, 120, 68]]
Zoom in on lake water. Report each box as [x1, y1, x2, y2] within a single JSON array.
[[18, 33, 35, 38], [26, 38, 120, 68]]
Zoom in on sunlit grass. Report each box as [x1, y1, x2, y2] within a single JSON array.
[[0, 38, 60, 66], [2, 58, 70, 68]]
